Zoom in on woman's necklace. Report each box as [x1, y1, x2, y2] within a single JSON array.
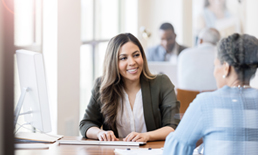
[[232, 85, 251, 88]]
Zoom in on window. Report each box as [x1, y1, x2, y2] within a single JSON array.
[[14, 0, 42, 51]]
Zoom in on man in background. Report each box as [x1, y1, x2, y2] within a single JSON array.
[[147, 23, 187, 63], [177, 28, 220, 91]]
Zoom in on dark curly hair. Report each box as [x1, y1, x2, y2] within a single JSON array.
[[217, 33, 258, 83]]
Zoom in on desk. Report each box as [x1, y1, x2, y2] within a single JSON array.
[[15, 136, 165, 155]]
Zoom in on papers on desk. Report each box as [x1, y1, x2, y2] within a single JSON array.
[[15, 132, 63, 143], [15, 143, 50, 149], [114, 148, 163, 155], [59, 140, 146, 146]]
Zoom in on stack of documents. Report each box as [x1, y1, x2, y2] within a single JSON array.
[[15, 143, 50, 149]]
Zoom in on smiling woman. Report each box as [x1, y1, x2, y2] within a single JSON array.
[[79, 33, 180, 143]]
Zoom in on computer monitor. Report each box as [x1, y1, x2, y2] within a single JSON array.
[[15, 50, 51, 133], [148, 62, 178, 87]]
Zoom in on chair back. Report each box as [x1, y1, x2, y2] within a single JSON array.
[[176, 88, 200, 119], [177, 88, 215, 118]]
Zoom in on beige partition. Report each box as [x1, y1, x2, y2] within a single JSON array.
[[57, 0, 80, 136]]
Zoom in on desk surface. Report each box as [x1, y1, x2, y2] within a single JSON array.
[[15, 136, 165, 155]]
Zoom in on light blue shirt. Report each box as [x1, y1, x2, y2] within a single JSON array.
[[163, 86, 258, 155]]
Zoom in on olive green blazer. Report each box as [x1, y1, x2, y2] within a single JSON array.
[[79, 74, 180, 138]]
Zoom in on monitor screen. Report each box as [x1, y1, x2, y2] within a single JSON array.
[[15, 50, 51, 133]]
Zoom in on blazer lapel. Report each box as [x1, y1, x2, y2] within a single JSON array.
[[140, 75, 156, 131]]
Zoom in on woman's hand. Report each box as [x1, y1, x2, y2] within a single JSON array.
[[97, 130, 119, 141], [123, 132, 150, 142]]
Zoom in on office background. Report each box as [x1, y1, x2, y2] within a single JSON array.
[[1, 0, 258, 154]]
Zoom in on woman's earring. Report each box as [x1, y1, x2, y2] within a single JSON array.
[[222, 75, 226, 79]]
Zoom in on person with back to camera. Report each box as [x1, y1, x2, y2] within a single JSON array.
[[163, 33, 258, 155], [79, 33, 180, 142], [177, 28, 220, 91], [147, 23, 187, 63]]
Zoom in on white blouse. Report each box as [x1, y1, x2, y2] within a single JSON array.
[[116, 89, 147, 138]]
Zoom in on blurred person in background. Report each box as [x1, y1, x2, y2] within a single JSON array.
[[177, 28, 220, 91], [147, 22, 187, 63], [195, 0, 242, 40]]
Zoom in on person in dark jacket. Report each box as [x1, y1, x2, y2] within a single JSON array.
[[79, 33, 180, 142]]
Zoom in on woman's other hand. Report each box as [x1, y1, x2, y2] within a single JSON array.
[[123, 132, 150, 142]]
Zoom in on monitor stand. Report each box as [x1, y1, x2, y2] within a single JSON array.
[[14, 87, 63, 143], [14, 87, 30, 127]]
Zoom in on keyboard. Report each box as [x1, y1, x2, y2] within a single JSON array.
[[58, 140, 146, 146]]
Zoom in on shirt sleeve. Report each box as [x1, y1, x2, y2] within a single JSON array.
[[79, 78, 103, 138], [163, 95, 204, 155]]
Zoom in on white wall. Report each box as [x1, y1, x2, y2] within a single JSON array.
[[182, 0, 193, 47]]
